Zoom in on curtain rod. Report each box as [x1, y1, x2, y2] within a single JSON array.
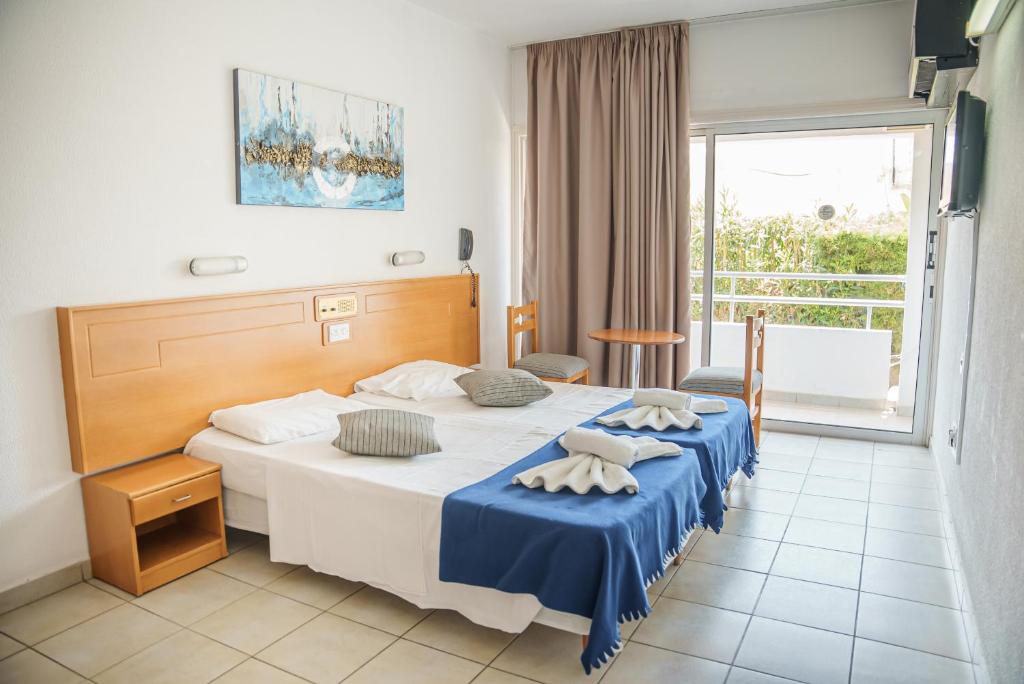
[[508, 0, 893, 49]]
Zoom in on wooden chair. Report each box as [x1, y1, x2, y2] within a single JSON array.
[[506, 300, 590, 385], [678, 309, 766, 445]]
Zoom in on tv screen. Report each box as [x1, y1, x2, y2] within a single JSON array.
[[940, 91, 986, 214]]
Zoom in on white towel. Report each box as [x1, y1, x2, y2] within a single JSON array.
[[690, 398, 728, 414], [561, 427, 639, 468], [596, 405, 703, 431], [633, 388, 691, 410], [512, 432, 682, 495]]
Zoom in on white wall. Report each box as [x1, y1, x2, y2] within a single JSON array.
[[928, 4, 1024, 681], [0, 0, 511, 593], [511, 0, 916, 128]]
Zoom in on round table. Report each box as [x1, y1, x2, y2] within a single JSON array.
[[587, 328, 687, 390]]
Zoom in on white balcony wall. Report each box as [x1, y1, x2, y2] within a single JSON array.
[[691, 321, 891, 404]]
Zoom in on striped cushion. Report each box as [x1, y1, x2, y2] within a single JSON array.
[[678, 366, 763, 395], [333, 409, 440, 457], [513, 352, 589, 379], [456, 369, 553, 407]]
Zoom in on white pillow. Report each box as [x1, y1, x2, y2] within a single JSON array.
[[209, 389, 361, 444], [354, 360, 472, 401]]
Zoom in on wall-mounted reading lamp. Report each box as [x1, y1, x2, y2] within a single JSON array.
[[188, 256, 248, 276], [390, 250, 425, 266]]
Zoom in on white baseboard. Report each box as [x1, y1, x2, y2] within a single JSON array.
[[0, 560, 91, 615]]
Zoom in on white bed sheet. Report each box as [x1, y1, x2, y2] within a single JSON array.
[[184, 383, 632, 635]]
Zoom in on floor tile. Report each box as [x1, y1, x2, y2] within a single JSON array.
[[783, 517, 865, 554], [213, 658, 307, 683], [741, 469, 805, 493], [344, 638, 482, 684], [871, 464, 937, 489], [192, 589, 319, 655], [871, 448, 934, 470], [632, 597, 749, 663], [85, 578, 136, 602], [687, 533, 779, 574], [720, 509, 789, 542], [133, 569, 254, 625], [860, 556, 958, 609], [328, 586, 431, 635], [35, 603, 179, 678], [754, 576, 858, 634], [864, 527, 951, 568], [851, 638, 974, 683], [264, 566, 363, 610], [793, 494, 868, 525], [472, 669, 537, 684], [727, 667, 798, 683], [802, 475, 870, 501], [856, 593, 969, 661], [646, 563, 678, 597], [809, 459, 871, 481], [225, 527, 266, 554], [257, 612, 394, 684], [725, 487, 798, 515], [405, 609, 515, 663], [603, 641, 728, 683], [663, 560, 766, 614], [816, 438, 874, 463], [93, 629, 245, 684], [209, 541, 296, 587], [492, 623, 614, 684], [770, 544, 862, 589], [760, 433, 819, 456], [736, 617, 852, 684], [0, 583, 121, 645], [867, 503, 944, 537], [0, 648, 84, 683], [868, 482, 939, 510], [0, 632, 24, 659], [755, 452, 812, 474]]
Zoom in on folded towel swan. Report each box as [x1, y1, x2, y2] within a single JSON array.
[[512, 427, 682, 495], [596, 388, 728, 431]]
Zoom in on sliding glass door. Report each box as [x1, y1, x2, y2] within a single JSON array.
[[691, 115, 944, 439]]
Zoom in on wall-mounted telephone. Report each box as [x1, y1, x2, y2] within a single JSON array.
[[459, 228, 476, 308], [458, 228, 474, 261]]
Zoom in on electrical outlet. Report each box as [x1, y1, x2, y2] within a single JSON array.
[[322, 321, 351, 345]]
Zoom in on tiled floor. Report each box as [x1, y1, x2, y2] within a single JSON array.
[[0, 433, 974, 683]]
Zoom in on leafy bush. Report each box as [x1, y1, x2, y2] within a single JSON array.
[[690, 191, 908, 357]]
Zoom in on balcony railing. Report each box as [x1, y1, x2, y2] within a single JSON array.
[[691, 270, 906, 329]]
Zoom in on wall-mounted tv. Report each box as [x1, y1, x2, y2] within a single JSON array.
[[940, 90, 986, 215]]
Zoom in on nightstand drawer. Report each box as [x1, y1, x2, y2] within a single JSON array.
[[131, 472, 221, 525]]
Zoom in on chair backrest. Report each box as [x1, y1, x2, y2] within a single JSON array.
[[506, 300, 540, 369], [743, 308, 767, 396]]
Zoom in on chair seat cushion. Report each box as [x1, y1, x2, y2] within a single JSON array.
[[678, 366, 762, 395], [514, 352, 589, 379]]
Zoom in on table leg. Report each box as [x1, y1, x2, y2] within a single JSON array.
[[629, 343, 641, 390]]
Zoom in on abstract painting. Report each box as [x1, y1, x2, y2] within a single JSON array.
[[234, 69, 404, 210]]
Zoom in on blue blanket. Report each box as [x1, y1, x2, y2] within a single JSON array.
[[440, 412, 708, 673], [593, 396, 758, 532]]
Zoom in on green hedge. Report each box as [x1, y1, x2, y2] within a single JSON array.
[[690, 192, 908, 357]]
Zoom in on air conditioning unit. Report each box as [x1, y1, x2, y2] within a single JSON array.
[[910, 0, 978, 106]]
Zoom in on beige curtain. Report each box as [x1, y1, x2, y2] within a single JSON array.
[[523, 23, 691, 388]]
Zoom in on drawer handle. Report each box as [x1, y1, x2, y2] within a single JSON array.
[[171, 494, 192, 504]]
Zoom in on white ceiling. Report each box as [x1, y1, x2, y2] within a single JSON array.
[[404, 0, 883, 45]]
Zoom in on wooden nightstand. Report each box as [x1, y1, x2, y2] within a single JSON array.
[[80, 453, 227, 596]]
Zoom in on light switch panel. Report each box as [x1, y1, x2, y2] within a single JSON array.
[[322, 321, 351, 345]]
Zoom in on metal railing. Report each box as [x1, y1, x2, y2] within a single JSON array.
[[692, 270, 906, 329]]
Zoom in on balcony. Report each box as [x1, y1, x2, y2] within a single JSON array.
[[690, 271, 916, 432]]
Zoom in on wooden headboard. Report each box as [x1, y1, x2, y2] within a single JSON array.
[[58, 274, 480, 474]]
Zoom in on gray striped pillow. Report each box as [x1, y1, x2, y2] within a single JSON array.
[[333, 409, 440, 457], [455, 369, 553, 407]]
